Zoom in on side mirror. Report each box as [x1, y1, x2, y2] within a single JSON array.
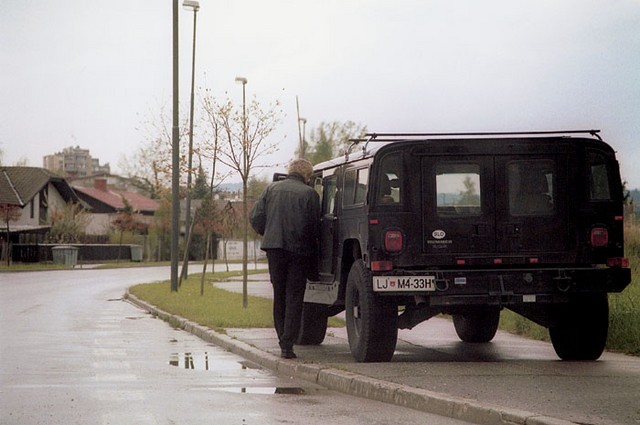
[[273, 173, 288, 182]]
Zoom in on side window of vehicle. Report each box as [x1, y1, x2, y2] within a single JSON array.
[[436, 163, 481, 216], [343, 167, 369, 207], [313, 175, 323, 198], [322, 175, 338, 215], [377, 154, 402, 205], [589, 152, 611, 201], [508, 160, 555, 216]]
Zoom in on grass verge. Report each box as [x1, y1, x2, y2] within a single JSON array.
[[129, 270, 344, 330]]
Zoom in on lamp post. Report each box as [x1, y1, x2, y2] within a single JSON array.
[[181, 0, 200, 281], [170, 0, 180, 292], [235, 76, 248, 308]]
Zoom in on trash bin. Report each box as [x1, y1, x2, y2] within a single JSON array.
[[130, 245, 143, 262], [52, 245, 79, 267]]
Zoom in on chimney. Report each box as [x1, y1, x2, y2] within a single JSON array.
[[94, 178, 108, 191]]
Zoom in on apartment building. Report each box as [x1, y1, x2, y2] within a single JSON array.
[[43, 146, 110, 177]]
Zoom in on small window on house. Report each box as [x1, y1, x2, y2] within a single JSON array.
[[39, 188, 48, 224]]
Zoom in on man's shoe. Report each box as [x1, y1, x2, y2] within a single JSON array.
[[281, 349, 297, 359]]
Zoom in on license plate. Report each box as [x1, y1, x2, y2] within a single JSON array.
[[373, 276, 436, 292]]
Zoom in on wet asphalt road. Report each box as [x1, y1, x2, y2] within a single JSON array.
[[0, 267, 472, 425], [219, 274, 640, 425]]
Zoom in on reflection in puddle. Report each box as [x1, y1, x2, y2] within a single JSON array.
[[210, 387, 306, 395], [169, 353, 308, 395], [169, 352, 260, 371]]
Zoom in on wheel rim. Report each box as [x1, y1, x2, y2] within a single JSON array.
[[352, 287, 362, 340]]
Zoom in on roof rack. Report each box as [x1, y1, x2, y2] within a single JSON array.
[[346, 129, 602, 160]]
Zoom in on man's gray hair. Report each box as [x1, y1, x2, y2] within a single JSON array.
[[288, 158, 314, 181]]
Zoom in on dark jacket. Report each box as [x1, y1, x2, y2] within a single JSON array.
[[250, 174, 320, 257]]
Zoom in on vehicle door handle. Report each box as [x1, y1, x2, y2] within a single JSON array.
[[474, 224, 488, 236], [505, 224, 520, 235]]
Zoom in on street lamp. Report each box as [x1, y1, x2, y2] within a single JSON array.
[[235, 76, 248, 308], [180, 0, 200, 281]]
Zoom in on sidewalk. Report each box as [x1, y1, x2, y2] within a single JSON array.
[[127, 273, 640, 425]]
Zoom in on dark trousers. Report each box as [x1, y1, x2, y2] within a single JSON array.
[[266, 249, 310, 350]]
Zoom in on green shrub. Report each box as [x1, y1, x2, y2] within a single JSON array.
[[608, 227, 640, 355]]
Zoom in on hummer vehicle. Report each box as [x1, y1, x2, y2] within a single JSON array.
[[297, 130, 632, 362]]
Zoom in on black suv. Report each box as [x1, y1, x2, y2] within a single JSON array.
[[297, 131, 632, 362]]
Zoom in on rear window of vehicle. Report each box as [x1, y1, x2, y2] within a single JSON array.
[[588, 152, 612, 200], [508, 160, 555, 216], [436, 163, 481, 216]]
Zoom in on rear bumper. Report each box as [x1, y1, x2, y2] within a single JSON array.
[[375, 266, 632, 306]]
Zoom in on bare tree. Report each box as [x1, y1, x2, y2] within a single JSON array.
[[47, 203, 90, 244], [201, 92, 283, 308], [193, 194, 221, 295], [111, 197, 145, 263], [121, 105, 192, 199]]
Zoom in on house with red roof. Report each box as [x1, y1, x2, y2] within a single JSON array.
[[73, 178, 159, 235], [1, 166, 81, 242]]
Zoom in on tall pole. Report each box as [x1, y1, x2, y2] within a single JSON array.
[[300, 117, 307, 159], [170, 0, 180, 292], [181, 0, 199, 281], [296, 96, 303, 158], [235, 76, 248, 308]]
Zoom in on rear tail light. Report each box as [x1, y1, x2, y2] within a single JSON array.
[[590, 227, 609, 247], [371, 260, 393, 271], [385, 230, 403, 252], [607, 257, 630, 268]]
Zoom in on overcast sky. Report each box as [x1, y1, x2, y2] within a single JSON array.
[[1, 0, 639, 187]]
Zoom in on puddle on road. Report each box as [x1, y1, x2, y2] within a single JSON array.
[[210, 387, 306, 395], [169, 353, 308, 395], [168, 352, 261, 371]]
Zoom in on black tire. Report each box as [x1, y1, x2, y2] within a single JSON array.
[[297, 302, 328, 345], [345, 259, 398, 362], [452, 309, 500, 343], [549, 294, 609, 361]]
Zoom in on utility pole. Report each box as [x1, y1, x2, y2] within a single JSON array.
[[170, 0, 180, 292]]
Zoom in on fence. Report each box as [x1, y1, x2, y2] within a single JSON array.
[[11, 244, 139, 264], [217, 240, 266, 261]]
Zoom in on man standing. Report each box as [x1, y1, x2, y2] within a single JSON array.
[[250, 159, 320, 359]]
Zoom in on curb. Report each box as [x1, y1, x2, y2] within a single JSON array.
[[124, 291, 576, 425]]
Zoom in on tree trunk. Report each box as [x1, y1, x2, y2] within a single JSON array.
[[200, 232, 211, 296]]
